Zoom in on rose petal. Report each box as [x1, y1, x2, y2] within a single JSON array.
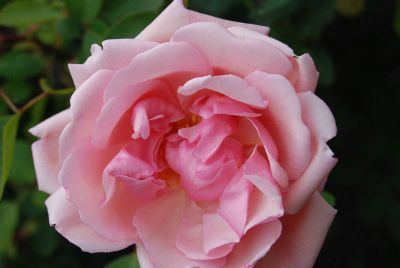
[[133, 189, 225, 268], [136, 242, 155, 268], [59, 70, 115, 160], [60, 139, 138, 242], [291, 53, 319, 92], [284, 92, 337, 214], [228, 26, 293, 57], [256, 193, 336, 268], [171, 22, 292, 78], [69, 40, 158, 87], [46, 188, 133, 252], [178, 75, 267, 108], [225, 220, 282, 268], [104, 42, 212, 100], [137, 0, 269, 42], [30, 110, 71, 194], [246, 71, 312, 181]]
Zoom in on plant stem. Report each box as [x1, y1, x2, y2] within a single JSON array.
[[0, 89, 19, 113], [19, 92, 48, 114]]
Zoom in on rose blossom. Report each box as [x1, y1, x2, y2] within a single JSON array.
[[30, 0, 337, 267]]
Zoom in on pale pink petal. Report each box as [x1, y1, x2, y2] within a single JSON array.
[[133, 189, 225, 268], [30, 110, 71, 193], [284, 92, 337, 214], [93, 80, 169, 148], [228, 26, 293, 56], [178, 75, 267, 108], [59, 70, 114, 160], [256, 193, 336, 268], [176, 202, 237, 260], [226, 220, 282, 268], [246, 71, 312, 181], [136, 0, 269, 42], [46, 188, 132, 252], [243, 147, 284, 232], [104, 42, 212, 100], [291, 53, 319, 92], [136, 242, 155, 268], [171, 22, 292, 78], [60, 139, 138, 243], [69, 40, 158, 87], [247, 118, 287, 187], [191, 95, 261, 119]]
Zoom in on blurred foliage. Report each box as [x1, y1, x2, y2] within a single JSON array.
[[0, 0, 398, 267]]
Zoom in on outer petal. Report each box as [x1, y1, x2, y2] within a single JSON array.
[[104, 42, 212, 100], [69, 40, 158, 88], [225, 221, 282, 268], [291, 54, 319, 93], [245, 71, 312, 182], [46, 188, 132, 252], [284, 92, 337, 214], [59, 70, 115, 160], [30, 110, 71, 193], [256, 193, 337, 268], [133, 189, 225, 268], [60, 140, 138, 243], [136, 0, 269, 42], [136, 242, 155, 268], [172, 22, 292, 78]]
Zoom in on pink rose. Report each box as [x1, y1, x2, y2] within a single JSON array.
[[31, 0, 337, 267]]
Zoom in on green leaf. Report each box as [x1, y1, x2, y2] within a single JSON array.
[[322, 191, 336, 207], [65, 0, 103, 23], [35, 23, 57, 46], [0, 114, 20, 199], [9, 140, 35, 185], [105, 12, 156, 39], [0, 52, 45, 80], [101, 0, 163, 23], [105, 254, 140, 268], [0, 201, 19, 255], [0, 0, 63, 27]]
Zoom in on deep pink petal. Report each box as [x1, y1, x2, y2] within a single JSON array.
[[46, 188, 133, 252], [225, 220, 282, 268], [246, 71, 312, 181], [30, 110, 71, 193], [136, 0, 268, 42], [284, 92, 337, 214], [171, 22, 292, 78], [178, 75, 267, 108], [69, 40, 158, 87], [256, 193, 336, 268], [60, 140, 138, 242]]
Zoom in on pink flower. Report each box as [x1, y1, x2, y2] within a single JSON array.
[[31, 1, 337, 267]]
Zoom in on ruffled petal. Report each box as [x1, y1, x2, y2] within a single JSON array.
[[30, 110, 71, 193], [225, 220, 282, 268], [46, 188, 133, 252], [246, 71, 312, 181], [104, 42, 212, 100], [178, 75, 267, 108], [171, 22, 292, 78], [133, 189, 225, 268], [69, 40, 158, 87], [60, 139, 138, 243], [256, 193, 336, 268], [284, 92, 337, 214], [136, 0, 269, 42]]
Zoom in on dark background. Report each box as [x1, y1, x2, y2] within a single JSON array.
[[0, 0, 399, 267]]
